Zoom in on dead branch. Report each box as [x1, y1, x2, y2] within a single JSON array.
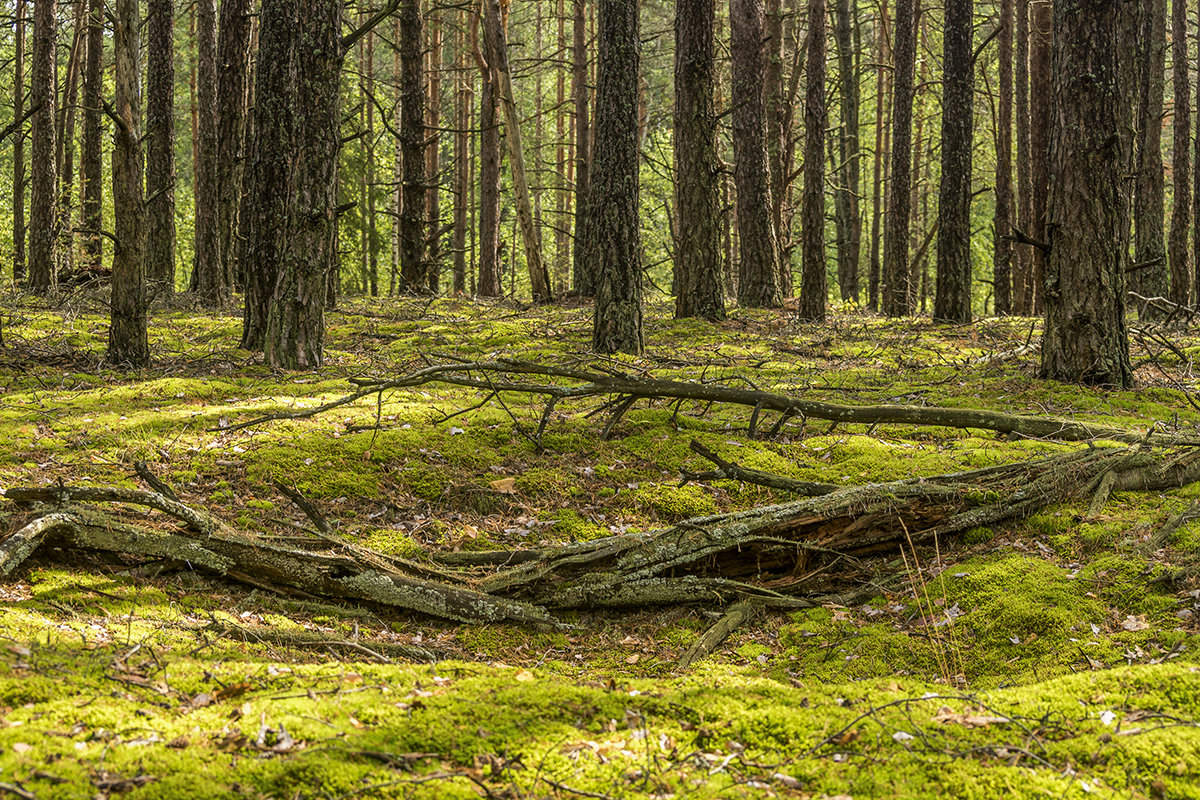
[[683, 440, 839, 497]]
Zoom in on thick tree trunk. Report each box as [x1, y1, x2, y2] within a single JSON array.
[[797, 0, 827, 321], [1040, 0, 1132, 388], [28, 0, 57, 293], [881, 0, 916, 316], [399, 0, 427, 292], [475, 7, 503, 298], [588, 0, 643, 355], [145, 0, 177, 292], [12, 0, 26, 285], [833, 0, 861, 304], [731, 0, 781, 308], [240, 0, 297, 350], [265, 0, 343, 369], [932, 0, 973, 324], [191, 0, 224, 305], [107, 0, 149, 367], [673, 0, 725, 321], [993, 0, 1013, 315], [482, 0, 554, 302], [1169, 0, 1190, 306], [571, 0, 595, 297], [1132, 0, 1168, 306], [216, 0, 253, 294]]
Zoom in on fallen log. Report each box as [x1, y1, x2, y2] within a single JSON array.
[[220, 357, 1192, 447]]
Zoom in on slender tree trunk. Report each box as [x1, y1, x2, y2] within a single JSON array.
[[933, 0, 973, 323], [427, 13, 442, 293], [145, 0, 177, 292], [192, 0, 224, 305], [765, 0, 789, 295], [361, 21, 376, 295], [571, 0, 595, 296], [80, 0, 104, 272], [868, 0, 890, 312], [882, 0, 916, 316], [28, 0, 58, 292], [265, 0, 342, 369], [731, 0, 781, 308], [57, 0, 86, 276], [556, 0, 570, 293], [453, 8, 469, 295], [833, 0, 861, 303], [398, 0, 427, 291], [1194, 0, 1200, 307], [108, 0, 148, 366], [1132, 0, 1167, 305], [474, 7, 502, 297], [589, 0, 643, 354], [216, 0, 253, 294], [1013, 0, 1031, 313], [798, 0, 827, 321], [673, 0, 725, 321], [1041, 0, 1131, 388], [1028, 0, 1051, 314], [240, 0, 297, 350], [390, 17, 402, 296], [1169, 0, 1190, 306], [992, 0, 1013, 315], [482, 0, 553, 302], [12, 0, 27, 285]]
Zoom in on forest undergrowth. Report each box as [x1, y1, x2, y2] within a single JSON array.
[[0, 293, 1199, 798]]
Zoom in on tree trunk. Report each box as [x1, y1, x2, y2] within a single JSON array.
[[1169, 0, 1190, 306], [145, 0, 176, 292], [993, 0, 1013, 315], [56, 0, 86, 276], [731, 0, 781, 308], [107, 0, 148, 367], [765, 0, 790, 296], [881, 0, 916, 316], [1013, 0, 1031, 313], [426, 13, 442, 293], [1194, 0, 1200, 307], [1028, 0, 1050, 314], [28, 0, 57, 292], [240, 0, 297, 351], [1040, 0, 1132, 388], [588, 0, 643, 355], [673, 0, 725, 321], [12, 0, 26, 285], [265, 0, 343, 370], [482, 0, 554, 302], [216, 0, 253, 294], [1132, 0, 1168, 306], [932, 0, 973, 324], [453, 8, 469, 295], [571, 0, 595, 296], [797, 0, 827, 321], [556, 0, 570, 294], [398, 0, 427, 292], [191, 0, 224, 305], [867, 0, 890, 311], [474, 7, 503, 298], [833, 0, 861, 304]]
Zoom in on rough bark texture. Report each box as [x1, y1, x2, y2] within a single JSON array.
[[1195, 0, 1200, 306], [80, 0, 104, 272], [476, 7, 503, 299], [765, 0, 789, 296], [107, 0, 149, 367], [145, 0, 177, 292], [399, 0, 427, 292], [797, 0, 827, 322], [731, 0, 781, 308], [1028, 0, 1051, 314], [426, 14, 442, 293], [1040, 0, 1132, 388], [453, 10, 469, 295], [265, 0, 342, 369], [1132, 0, 1168, 305], [1013, 0, 1031, 313], [571, 0, 595, 297], [482, 0, 553, 302], [672, 0, 725, 321], [191, 0, 224, 305], [12, 0, 26, 285], [868, 0, 890, 311], [833, 0, 861, 304], [1169, 0, 1190, 306], [240, 0, 297, 351], [28, 0, 57, 292], [882, 0, 916, 316], [993, 0, 1013, 315], [216, 0, 253, 293], [588, 0, 643, 355], [933, 0, 973, 324]]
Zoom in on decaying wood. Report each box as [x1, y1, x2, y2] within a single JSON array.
[[678, 602, 761, 670], [220, 358, 1193, 447]]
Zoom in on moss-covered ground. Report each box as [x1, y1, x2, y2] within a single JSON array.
[[1, 296, 1199, 798]]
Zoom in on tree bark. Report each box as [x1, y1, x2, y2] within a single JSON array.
[[1040, 0, 1132, 388], [881, 0, 916, 316], [12, 0, 26, 285], [107, 0, 149, 367], [28, 0, 57, 292], [216, 0, 254, 294], [1028, 0, 1050, 314], [993, 0, 1013, 315], [240, 0, 297, 351], [1013, 0, 1031, 313], [474, 7, 503, 298], [426, 13, 442, 293], [731, 0, 781, 308], [867, 0, 890, 311], [453, 9, 470, 295], [1169, 0, 1190, 306], [1132, 0, 1168, 306], [833, 0, 861, 304], [933, 0, 973, 324], [588, 0, 643, 355], [765, 0, 790, 296], [56, 0, 86, 277], [191, 0, 224, 305], [145, 0, 177, 292], [673, 0, 725, 321], [398, 0, 427, 292], [797, 0, 827, 321], [571, 0, 595, 297]]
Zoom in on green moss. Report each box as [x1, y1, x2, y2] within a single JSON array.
[[401, 463, 449, 501], [359, 528, 427, 558], [635, 484, 717, 521]]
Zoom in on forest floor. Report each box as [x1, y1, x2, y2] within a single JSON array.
[[0, 293, 1199, 799]]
